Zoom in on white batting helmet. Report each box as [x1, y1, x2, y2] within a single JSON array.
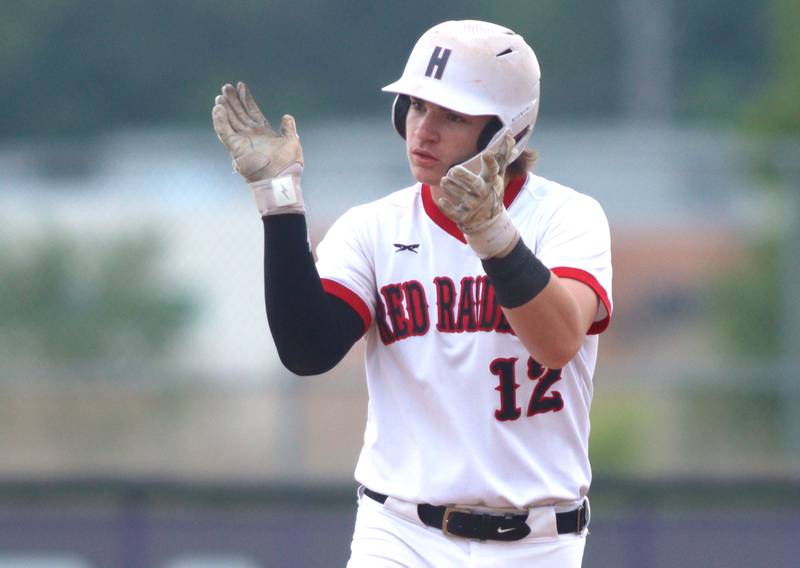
[[382, 20, 541, 162]]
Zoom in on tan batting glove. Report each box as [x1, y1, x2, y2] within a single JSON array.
[[212, 81, 305, 216], [438, 129, 519, 259]]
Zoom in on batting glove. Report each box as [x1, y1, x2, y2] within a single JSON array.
[[438, 129, 519, 259], [212, 82, 305, 216]]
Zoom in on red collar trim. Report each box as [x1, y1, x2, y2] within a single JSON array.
[[421, 174, 527, 243]]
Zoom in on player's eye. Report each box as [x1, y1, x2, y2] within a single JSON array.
[[410, 98, 425, 112], [447, 113, 465, 123]]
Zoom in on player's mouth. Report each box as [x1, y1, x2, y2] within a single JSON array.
[[411, 149, 439, 167]]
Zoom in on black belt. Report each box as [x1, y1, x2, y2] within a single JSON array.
[[363, 488, 588, 542]]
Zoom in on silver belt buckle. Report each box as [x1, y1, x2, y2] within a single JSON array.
[[442, 505, 471, 537]]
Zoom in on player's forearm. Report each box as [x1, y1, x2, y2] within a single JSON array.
[[501, 276, 587, 369], [263, 214, 363, 375], [482, 239, 597, 369]]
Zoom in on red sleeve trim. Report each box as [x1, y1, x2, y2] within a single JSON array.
[[552, 267, 612, 335], [321, 278, 372, 333]]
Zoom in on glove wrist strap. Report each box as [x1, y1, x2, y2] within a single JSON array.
[[249, 174, 305, 216], [464, 208, 520, 259]]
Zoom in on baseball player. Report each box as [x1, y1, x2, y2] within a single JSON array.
[[213, 20, 612, 568]]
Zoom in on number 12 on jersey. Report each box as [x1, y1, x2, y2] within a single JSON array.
[[490, 357, 564, 422]]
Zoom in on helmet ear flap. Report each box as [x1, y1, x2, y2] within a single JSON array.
[[392, 95, 411, 140], [477, 117, 503, 152], [392, 95, 411, 139]]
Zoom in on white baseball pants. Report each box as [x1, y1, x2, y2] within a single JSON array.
[[346, 487, 587, 568]]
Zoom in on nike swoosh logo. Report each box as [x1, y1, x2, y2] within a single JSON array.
[[497, 527, 517, 534]]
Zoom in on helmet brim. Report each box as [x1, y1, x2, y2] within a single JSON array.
[[382, 77, 496, 119]]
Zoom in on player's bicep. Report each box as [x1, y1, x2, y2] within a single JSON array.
[[559, 276, 600, 335]]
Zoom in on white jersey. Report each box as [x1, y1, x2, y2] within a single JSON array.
[[315, 173, 612, 510]]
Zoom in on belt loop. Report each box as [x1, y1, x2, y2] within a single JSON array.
[[582, 497, 591, 534], [479, 512, 488, 542]]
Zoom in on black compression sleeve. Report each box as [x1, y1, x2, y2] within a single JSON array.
[[481, 238, 551, 308], [263, 214, 365, 375]]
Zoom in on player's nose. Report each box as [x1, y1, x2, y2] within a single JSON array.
[[412, 113, 440, 143]]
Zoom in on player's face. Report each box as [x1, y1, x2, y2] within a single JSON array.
[[405, 97, 493, 189]]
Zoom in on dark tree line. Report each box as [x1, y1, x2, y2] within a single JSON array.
[[0, 0, 770, 139]]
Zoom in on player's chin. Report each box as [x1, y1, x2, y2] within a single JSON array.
[[409, 164, 446, 187]]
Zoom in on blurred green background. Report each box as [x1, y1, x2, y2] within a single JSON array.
[[1, 1, 799, 566]]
